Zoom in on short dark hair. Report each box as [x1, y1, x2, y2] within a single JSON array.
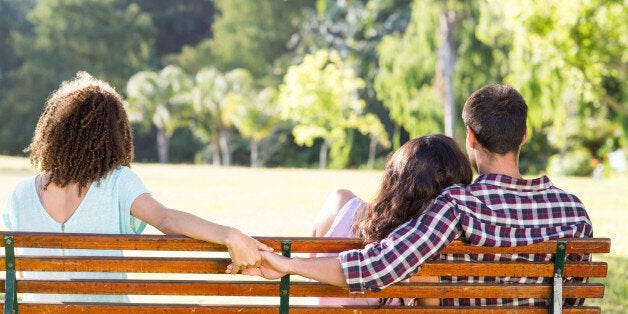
[[28, 71, 134, 193], [462, 84, 527, 154]]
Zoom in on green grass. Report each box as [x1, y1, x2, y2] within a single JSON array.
[[1, 155, 626, 311]]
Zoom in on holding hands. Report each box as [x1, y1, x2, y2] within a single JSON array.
[[223, 229, 274, 274], [226, 250, 290, 279], [227, 251, 348, 288]]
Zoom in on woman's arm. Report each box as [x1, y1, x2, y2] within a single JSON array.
[[311, 189, 357, 237], [130, 193, 272, 273], [310, 189, 358, 258]]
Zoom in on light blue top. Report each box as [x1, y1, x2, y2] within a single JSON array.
[[2, 166, 149, 302]]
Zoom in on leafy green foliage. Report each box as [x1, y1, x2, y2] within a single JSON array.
[[172, 0, 311, 84], [186, 67, 257, 166], [0, 0, 36, 155], [375, 0, 502, 145], [290, 0, 411, 158], [227, 87, 281, 167], [479, 0, 627, 157], [126, 65, 193, 163], [0, 0, 155, 155], [547, 148, 594, 177], [127, 0, 215, 60], [15, 0, 155, 90], [0, 0, 625, 171], [279, 50, 386, 168]]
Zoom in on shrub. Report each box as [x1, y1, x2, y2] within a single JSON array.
[[546, 149, 594, 177]]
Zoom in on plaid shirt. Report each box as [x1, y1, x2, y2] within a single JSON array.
[[339, 174, 593, 306]]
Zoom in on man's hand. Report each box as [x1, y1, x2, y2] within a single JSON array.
[[227, 252, 348, 288], [226, 251, 290, 280]]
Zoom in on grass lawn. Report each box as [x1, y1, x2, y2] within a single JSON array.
[[0, 155, 625, 311]]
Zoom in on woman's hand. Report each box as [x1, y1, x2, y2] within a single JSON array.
[[226, 251, 289, 280], [224, 228, 273, 274]]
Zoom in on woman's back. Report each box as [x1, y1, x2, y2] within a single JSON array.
[[2, 166, 148, 302], [37, 174, 86, 225], [4, 166, 147, 234]]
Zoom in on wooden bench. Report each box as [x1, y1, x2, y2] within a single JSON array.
[[0, 232, 610, 313]]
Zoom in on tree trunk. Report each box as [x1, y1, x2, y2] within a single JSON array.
[[219, 129, 232, 166], [250, 138, 260, 167], [156, 128, 169, 164], [392, 124, 401, 150], [211, 133, 221, 166], [319, 140, 329, 169], [437, 2, 457, 138], [367, 135, 378, 169]]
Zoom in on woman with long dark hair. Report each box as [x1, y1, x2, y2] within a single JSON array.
[[310, 134, 473, 306]]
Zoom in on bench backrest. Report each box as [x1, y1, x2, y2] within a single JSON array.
[[1, 232, 610, 313]]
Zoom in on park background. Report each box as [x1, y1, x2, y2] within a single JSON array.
[[0, 0, 626, 312]]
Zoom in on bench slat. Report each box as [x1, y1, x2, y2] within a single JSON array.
[[0, 256, 607, 277], [1, 232, 611, 254], [0, 304, 601, 314], [0, 233, 609, 313], [288, 282, 605, 299], [2, 233, 227, 252], [1, 304, 279, 314], [0, 280, 604, 299], [0, 256, 230, 273], [437, 238, 610, 255], [418, 261, 607, 277]]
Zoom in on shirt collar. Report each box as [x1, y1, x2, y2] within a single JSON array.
[[473, 173, 553, 192]]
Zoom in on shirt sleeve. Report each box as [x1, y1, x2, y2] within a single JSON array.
[[338, 195, 460, 293], [117, 167, 149, 234], [2, 190, 16, 230]]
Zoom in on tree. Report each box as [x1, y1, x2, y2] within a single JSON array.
[[278, 50, 387, 169], [188, 67, 255, 166], [13, 0, 155, 90], [227, 87, 281, 167], [0, 0, 35, 90], [375, 0, 501, 146], [288, 0, 411, 158], [478, 0, 627, 162], [375, 1, 441, 146], [125, 0, 215, 60], [188, 68, 222, 166], [437, 0, 457, 138], [353, 113, 391, 169], [170, 0, 310, 83], [126, 65, 193, 163], [0, 0, 36, 154], [0, 0, 155, 155]]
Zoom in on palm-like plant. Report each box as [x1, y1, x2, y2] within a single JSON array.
[[189, 67, 254, 166], [126, 65, 192, 163], [228, 87, 281, 167]]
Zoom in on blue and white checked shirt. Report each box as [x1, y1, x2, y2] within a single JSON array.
[[339, 174, 593, 306]]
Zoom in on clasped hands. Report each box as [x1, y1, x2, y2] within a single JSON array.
[[226, 250, 291, 280]]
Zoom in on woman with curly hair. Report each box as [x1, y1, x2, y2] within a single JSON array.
[[309, 134, 473, 306], [2, 71, 271, 302]]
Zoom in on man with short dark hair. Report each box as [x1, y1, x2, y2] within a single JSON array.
[[236, 84, 593, 306]]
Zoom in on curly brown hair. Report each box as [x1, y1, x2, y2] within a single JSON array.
[[352, 134, 472, 244], [28, 71, 134, 194]]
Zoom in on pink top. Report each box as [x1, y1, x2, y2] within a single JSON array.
[[310, 198, 408, 306]]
